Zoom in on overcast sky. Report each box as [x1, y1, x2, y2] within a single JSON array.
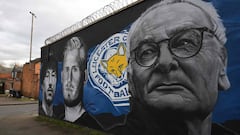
[[0, 0, 114, 67]]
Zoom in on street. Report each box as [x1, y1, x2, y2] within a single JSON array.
[[0, 103, 41, 135], [0, 96, 108, 135], [0, 104, 37, 117], [0, 103, 89, 135]]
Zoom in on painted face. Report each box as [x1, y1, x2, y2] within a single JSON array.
[[42, 69, 57, 105], [129, 3, 224, 116], [62, 49, 83, 107]]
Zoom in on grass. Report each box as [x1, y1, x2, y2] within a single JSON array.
[[35, 115, 111, 135]]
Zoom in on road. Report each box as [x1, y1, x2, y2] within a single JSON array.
[[0, 103, 86, 135], [0, 104, 38, 117], [0, 99, 108, 135], [0, 103, 40, 135]]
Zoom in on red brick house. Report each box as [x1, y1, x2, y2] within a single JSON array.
[[0, 73, 11, 93], [21, 58, 41, 98]]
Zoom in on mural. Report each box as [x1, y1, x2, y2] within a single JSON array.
[[84, 31, 130, 130], [39, 63, 57, 117], [39, 0, 240, 135]]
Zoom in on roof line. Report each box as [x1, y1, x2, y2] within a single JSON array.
[[44, 0, 144, 46]]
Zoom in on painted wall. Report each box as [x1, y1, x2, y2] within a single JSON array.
[[39, 0, 240, 135]]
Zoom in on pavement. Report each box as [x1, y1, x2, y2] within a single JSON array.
[[0, 94, 38, 106], [0, 94, 109, 135]]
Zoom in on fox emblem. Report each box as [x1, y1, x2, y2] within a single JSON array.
[[101, 43, 128, 78]]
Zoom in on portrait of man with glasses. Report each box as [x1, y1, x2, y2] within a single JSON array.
[[119, 0, 238, 135]]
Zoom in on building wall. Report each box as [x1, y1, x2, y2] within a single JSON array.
[[21, 62, 40, 98], [4, 79, 12, 90], [39, 0, 160, 131], [22, 64, 32, 97], [0, 73, 11, 79], [39, 0, 240, 134], [12, 72, 22, 91], [33, 62, 40, 98], [0, 73, 12, 91], [35, 62, 41, 74], [13, 80, 21, 91]]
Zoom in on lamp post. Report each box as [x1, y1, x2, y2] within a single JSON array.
[[29, 11, 36, 63]]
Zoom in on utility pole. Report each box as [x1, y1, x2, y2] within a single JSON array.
[[29, 12, 36, 98], [29, 11, 36, 63]]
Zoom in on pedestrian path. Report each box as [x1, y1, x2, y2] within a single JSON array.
[[0, 94, 38, 106], [0, 94, 109, 135], [0, 114, 110, 135]]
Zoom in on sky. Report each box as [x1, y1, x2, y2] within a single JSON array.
[[0, 0, 114, 67]]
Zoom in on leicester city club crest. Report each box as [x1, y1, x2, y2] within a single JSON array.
[[88, 33, 129, 106]]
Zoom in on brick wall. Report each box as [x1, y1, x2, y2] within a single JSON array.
[[21, 62, 40, 98]]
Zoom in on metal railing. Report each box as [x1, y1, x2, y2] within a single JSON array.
[[44, 0, 143, 45]]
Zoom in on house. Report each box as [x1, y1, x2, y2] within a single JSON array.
[[1, 58, 41, 98], [0, 73, 11, 94], [21, 58, 41, 98], [11, 65, 23, 96]]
